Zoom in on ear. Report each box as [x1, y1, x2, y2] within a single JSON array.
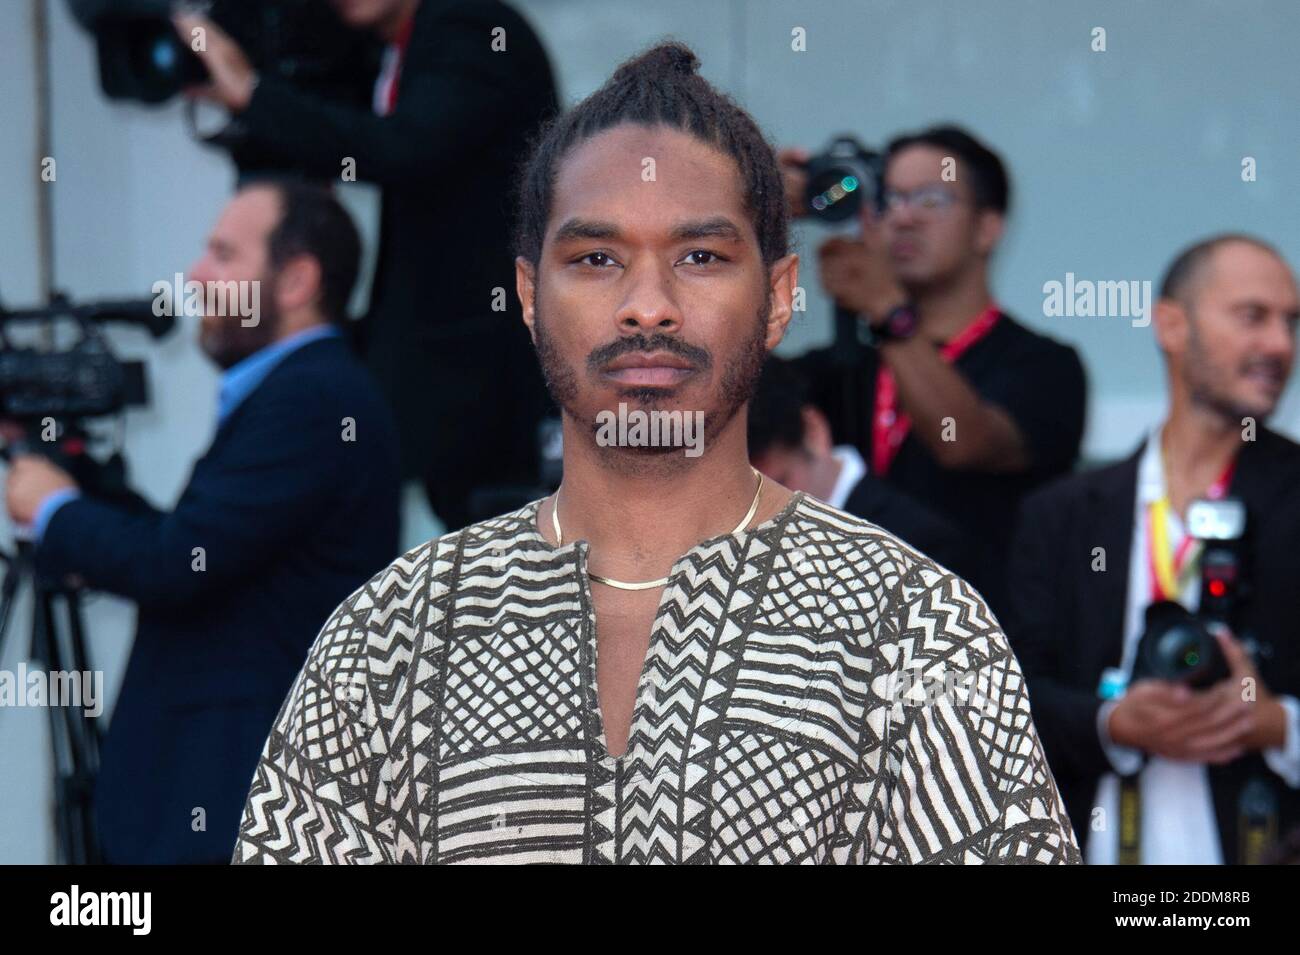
[[764, 252, 800, 351], [800, 404, 833, 455], [974, 210, 1004, 258], [516, 256, 537, 344], [1153, 296, 1188, 358], [277, 254, 322, 314]]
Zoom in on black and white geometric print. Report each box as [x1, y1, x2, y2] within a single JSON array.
[[232, 492, 1082, 864]]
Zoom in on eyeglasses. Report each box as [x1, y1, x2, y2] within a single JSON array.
[[879, 185, 962, 216]]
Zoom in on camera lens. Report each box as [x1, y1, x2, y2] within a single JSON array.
[[150, 36, 179, 75], [807, 170, 862, 221]]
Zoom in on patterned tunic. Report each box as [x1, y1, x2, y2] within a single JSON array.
[[232, 492, 1081, 864]]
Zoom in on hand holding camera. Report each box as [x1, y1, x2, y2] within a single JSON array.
[[1110, 627, 1286, 762], [781, 136, 907, 324], [817, 207, 908, 323], [172, 11, 257, 112]]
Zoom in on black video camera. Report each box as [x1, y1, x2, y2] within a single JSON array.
[[1132, 498, 1247, 688], [0, 294, 172, 495], [0, 295, 167, 420], [67, 0, 373, 106]]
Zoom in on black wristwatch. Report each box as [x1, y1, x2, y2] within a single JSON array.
[[871, 302, 919, 344]]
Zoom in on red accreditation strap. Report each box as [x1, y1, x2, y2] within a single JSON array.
[[377, 14, 417, 115], [1145, 455, 1236, 602], [871, 305, 1001, 476]]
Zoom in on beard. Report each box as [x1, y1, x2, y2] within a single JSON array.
[[532, 284, 771, 459], [1185, 318, 1282, 423], [199, 275, 280, 370]]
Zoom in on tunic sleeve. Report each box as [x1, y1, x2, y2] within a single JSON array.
[[870, 560, 1083, 864], [231, 586, 399, 864]]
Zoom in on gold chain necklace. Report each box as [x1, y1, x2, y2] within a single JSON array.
[[551, 467, 765, 591]]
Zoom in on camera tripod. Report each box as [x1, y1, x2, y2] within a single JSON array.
[[0, 438, 103, 864]]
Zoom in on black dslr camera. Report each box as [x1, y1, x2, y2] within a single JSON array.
[[1132, 498, 1248, 688], [788, 136, 888, 449], [800, 135, 884, 225]]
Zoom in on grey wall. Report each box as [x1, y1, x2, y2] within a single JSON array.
[[1, 0, 1296, 861]]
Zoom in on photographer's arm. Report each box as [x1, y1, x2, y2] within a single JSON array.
[[817, 236, 1036, 472], [877, 335, 1030, 471], [181, 11, 525, 186], [1263, 696, 1300, 787], [33, 487, 84, 539], [817, 212, 1087, 476], [1211, 632, 1300, 787], [34, 393, 337, 609]]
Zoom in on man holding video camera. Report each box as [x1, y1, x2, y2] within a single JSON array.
[[784, 127, 1087, 615], [177, 0, 559, 529], [4, 182, 402, 864], [1006, 234, 1300, 864]]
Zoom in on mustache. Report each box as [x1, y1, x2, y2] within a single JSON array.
[[1241, 358, 1289, 377], [586, 333, 713, 373]]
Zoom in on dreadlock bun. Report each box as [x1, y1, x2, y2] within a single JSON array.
[[513, 38, 789, 269], [611, 41, 701, 83]]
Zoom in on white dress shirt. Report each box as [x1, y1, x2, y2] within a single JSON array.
[[1087, 427, 1300, 864], [826, 445, 867, 510]]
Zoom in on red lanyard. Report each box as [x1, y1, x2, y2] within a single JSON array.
[[377, 15, 416, 115], [1145, 456, 1236, 602], [871, 305, 1001, 476]]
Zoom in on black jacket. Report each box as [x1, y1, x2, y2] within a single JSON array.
[[1005, 426, 1300, 862], [36, 335, 402, 863], [841, 474, 972, 578], [234, 0, 560, 527]]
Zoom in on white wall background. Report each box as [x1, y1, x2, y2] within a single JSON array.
[[1, 0, 1297, 861]]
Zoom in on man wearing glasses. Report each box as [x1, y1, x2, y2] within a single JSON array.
[[785, 126, 1087, 616]]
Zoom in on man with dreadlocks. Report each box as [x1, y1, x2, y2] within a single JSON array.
[[231, 41, 1081, 864]]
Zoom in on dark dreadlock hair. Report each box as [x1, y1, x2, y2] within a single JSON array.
[[513, 40, 788, 269]]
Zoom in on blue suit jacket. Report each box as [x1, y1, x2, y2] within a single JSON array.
[[35, 335, 402, 863]]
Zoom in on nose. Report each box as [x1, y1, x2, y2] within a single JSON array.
[[614, 259, 683, 335], [885, 201, 921, 230], [1262, 312, 1296, 366]]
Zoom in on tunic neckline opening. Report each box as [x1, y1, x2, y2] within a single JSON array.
[[516, 487, 809, 557]]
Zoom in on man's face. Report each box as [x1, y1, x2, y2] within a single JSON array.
[[1175, 242, 1298, 421], [188, 187, 280, 370], [881, 144, 998, 289], [518, 123, 796, 463], [329, 0, 407, 30]]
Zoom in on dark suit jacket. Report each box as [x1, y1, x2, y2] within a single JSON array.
[[35, 335, 402, 864], [1006, 426, 1300, 862], [232, 0, 560, 527]]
